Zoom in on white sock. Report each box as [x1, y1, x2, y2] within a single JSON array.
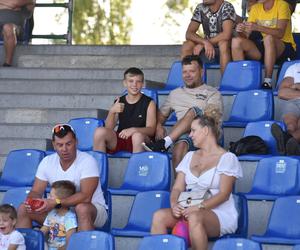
[[164, 136, 173, 148], [264, 78, 272, 84]]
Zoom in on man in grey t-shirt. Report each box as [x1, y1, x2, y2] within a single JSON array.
[[181, 0, 236, 75]]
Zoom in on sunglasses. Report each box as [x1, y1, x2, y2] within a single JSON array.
[[52, 124, 75, 135]]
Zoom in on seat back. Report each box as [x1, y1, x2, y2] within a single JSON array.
[[265, 196, 300, 238], [86, 151, 108, 191], [17, 228, 44, 250], [275, 60, 300, 91], [127, 191, 170, 231], [232, 194, 248, 238], [213, 238, 261, 250], [139, 235, 187, 250], [228, 90, 273, 123], [219, 60, 261, 91], [0, 149, 45, 188], [67, 231, 115, 250], [294, 244, 300, 250], [121, 152, 171, 192], [2, 187, 32, 209], [164, 61, 184, 90], [68, 118, 104, 151], [243, 121, 285, 155], [250, 157, 300, 196]]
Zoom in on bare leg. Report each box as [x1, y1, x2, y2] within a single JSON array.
[[131, 132, 149, 153], [193, 44, 204, 57], [75, 203, 97, 231], [231, 36, 261, 61], [168, 109, 196, 141], [263, 35, 285, 78], [16, 204, 47, 228], [218, 40, 231, 75], [2, 23, 17, 65], [172, 141, 189, 170], [181, 40, 197, 59], [188, 209, 220, 250], [151, 208, 178, 234], [93, 127, 117, 152]]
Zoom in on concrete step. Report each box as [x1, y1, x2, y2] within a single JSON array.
[[14, 45, 181, 56], [0, 138, 50, 155], [0, 68, 169, 82], [0, 93, 115, 110], [0, 79, 124, 95], [0, 155, 5, 172], [0, 108, 107, 124], [17, 55, 178, 69]]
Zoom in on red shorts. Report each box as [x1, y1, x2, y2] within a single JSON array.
[[107, 132, 133, 154]]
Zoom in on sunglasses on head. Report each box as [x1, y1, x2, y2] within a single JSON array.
[[52, 124, 75, 135]]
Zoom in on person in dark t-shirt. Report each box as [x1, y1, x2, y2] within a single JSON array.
[[93, 67, 157, 153]]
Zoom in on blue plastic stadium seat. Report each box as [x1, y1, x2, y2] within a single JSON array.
[[294, 245, 300, 250], [86, 151, 108, 191], [251, 196, 300, 245], [109, 152, 171, 195], [157, 61, 184, 95], [111, 191, 170, 237], [223, 90, 273, 128], [213, 238, 261, 250], [0, 149, 45, 191], [164, 111, 178, 126], [139, 235, 187, 250], [210, 194, 248, 241], [68, 117, 104, 151], [2, 187, 32, 209], [237, 121, 285, 161], [243, 157, 300, 200], [219, 60, 262, 95], [275, 60, 300, 93], [67, 231, 115, 250], [17, 228, 44, 250]]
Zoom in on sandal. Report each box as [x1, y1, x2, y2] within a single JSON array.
[[262, 81, 272, 89]]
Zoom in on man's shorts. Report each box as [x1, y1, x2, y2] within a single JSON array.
[[282, 99, 300, 119], [173, 106, 203, 151], [251, 33, 296, 65], [106, 132, 133, 154], [94, 203, 108, 228], [199, 47, 220, 64]]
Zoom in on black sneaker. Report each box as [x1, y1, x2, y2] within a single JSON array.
[[262, 81, 272, 90], [271, 123, 286, 155], [2, 63, 11, 67], [286, 137, 300, 156], [142, 139, 168, 153]]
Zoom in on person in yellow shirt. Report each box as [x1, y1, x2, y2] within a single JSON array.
[[231, 0, 296, 89]]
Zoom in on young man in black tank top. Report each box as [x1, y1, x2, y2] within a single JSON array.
[[93, 67, 156, 153]]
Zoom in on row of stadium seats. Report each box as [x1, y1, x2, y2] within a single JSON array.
[[158, 59, 300, 95]]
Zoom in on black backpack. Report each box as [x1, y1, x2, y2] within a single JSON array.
[[229, 135, 269, 156]]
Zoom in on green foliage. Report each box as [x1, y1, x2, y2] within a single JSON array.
[[72, 0, 132, 45]]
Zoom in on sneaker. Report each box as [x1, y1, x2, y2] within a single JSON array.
[[271, 123, 286, 155], [286, 137, 300, 155], [262, 81, 272, 90], [142, 139, 168, 153], [2, 63, 11, 67]]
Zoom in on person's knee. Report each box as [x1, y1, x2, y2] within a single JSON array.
[[188, 210, 205, 228], [218, 40, 230, 52], [231, 37, 243, 50], [94, 127, 108, 141], [2, 24, 16, 41], [263, 34, 275, 47], [152, 210, 166, 225], [131, 132, 145, 143], [182, 40, 196, 55], [17, 203, 28, 217], [75, 203, 92, 219]]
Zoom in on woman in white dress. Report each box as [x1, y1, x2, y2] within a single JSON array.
[[151, 106, 243, 250]]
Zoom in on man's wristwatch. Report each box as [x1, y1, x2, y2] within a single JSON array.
[[55, 198, 62, 209], [197, 203, 205, 209]]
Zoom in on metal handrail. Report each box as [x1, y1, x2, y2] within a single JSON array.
[[31, 0, 74, 44]]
